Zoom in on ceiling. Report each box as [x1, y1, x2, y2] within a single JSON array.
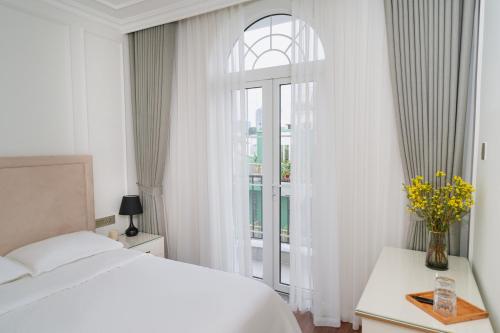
[[50, 0, 251, 33]]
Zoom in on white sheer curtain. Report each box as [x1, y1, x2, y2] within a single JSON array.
[[164, 5, 251, 275], [289, 0, 408, 328]]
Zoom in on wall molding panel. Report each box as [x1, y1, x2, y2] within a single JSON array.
[[0, 0, 132, 232], [0, 3, 75, 155]]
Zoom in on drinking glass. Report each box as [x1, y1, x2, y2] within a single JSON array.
[[433, 276, 457, 317]]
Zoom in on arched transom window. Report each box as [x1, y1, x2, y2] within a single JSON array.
[[230, 14, 325, 72]]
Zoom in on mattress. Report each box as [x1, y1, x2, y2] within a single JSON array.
[[0, 249, 301, 333]]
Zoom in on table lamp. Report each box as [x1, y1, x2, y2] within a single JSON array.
[[119, 195, 143, 237]]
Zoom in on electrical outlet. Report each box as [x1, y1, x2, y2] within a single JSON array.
[[96, 215, 115, 228]]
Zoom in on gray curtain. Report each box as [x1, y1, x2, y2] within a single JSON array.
[[384, 0, 479, 255], [128, 23, 176, 255]]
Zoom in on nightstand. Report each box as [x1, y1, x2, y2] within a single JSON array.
[[118, 232, 165, 257]]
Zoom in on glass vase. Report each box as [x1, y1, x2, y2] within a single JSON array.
[[426, 231, 448, 270]]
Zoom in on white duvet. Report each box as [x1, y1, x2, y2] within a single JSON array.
[[0, 249, 301, 333]]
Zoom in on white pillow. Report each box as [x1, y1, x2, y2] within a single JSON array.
[[6, 231, 123, 276], [0, 257, 30, 285]]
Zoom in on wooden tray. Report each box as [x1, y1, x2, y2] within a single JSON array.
[[406, 291, 489, 325]]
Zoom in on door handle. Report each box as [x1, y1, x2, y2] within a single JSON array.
[[272, 184, 281, 196]]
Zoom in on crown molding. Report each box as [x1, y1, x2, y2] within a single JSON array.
[[94, 0, 145, 10], [45, 0, 251, 34], [121, 0, 251, 33], [44, 0, 123, 28]]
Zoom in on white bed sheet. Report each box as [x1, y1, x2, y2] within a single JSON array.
[[0, 249, 301, 333]]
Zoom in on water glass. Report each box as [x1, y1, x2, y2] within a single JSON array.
[[433, 276, 457, 317]]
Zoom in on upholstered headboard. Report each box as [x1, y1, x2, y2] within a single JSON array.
[[0, 155, 95, 255]]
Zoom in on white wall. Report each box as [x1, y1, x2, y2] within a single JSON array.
[[0, 0, 135, 233], [471, 0, 500, 330]]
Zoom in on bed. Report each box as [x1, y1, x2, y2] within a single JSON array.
[[0, 156, 300, 333]]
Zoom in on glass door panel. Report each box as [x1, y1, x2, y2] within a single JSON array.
[[279, 83, 291, 286], [246, 79, 289, 292], [246, 87, 264, 279]]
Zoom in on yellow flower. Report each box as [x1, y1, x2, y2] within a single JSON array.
[[404, 171, 475, 231], [435, 170, 446, 177]]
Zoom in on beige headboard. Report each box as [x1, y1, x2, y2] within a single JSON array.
[[0, 155, 95, 255]]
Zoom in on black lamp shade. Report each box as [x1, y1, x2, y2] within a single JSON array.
[[119, 195, 143, 215]]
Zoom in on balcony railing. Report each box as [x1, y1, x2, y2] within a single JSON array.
[[248, 228, 290, 244], [249, 174, 290, 244]]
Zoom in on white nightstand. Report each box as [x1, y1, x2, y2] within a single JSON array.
[[118, 232, 165, 257], [355, 247, 493, 333]]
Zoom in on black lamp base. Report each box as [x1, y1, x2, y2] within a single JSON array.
[[125, 215, 138, 237]]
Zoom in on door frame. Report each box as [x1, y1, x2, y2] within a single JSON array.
[[272, 77, 291, 293], [245, 76, 291, 293]]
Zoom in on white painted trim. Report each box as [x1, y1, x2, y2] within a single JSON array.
[[122, 35, 139, 195], [469, 0, 485, 264], [6, 0, 285, 36], [245, 80, 274, 285], [245, 64, 291, 83], [117, 41, 129, 194], [70, 24, 90, 154], [1, 0, 130, 229], [43, 0, 122, 30], [45, 0, 252, 33], [0, 0, 124, 39], [121, 0, 253, 33], [272, 77, 291, 294], [95, 0, 145, 10], [245, 76, 292, 293]]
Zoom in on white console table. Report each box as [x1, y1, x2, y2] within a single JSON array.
[[355, 247, 493, 333]]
